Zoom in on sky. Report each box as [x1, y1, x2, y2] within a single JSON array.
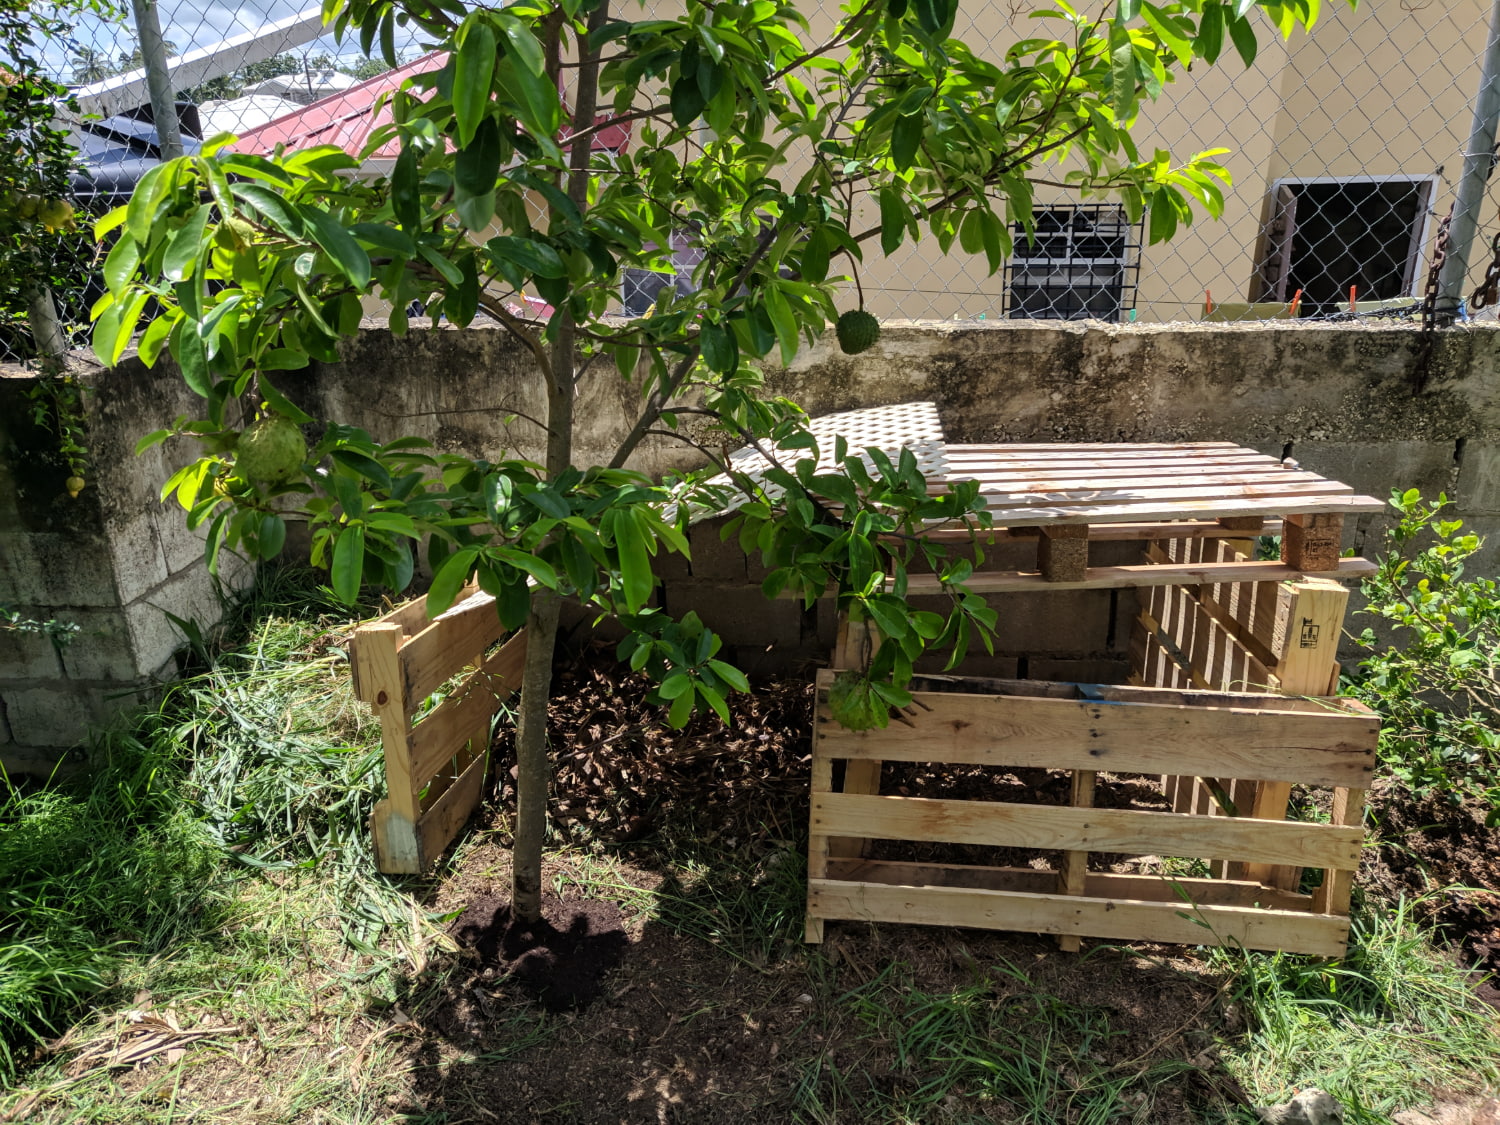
[[40, 0, 426, 83]]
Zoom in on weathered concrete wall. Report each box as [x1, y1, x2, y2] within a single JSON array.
[[5, 319, 1497, 769], [0, 365, 251, 775]]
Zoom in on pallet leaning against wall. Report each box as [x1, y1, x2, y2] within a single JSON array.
[[350, 585, 526, 874]]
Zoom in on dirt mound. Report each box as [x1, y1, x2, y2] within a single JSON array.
[[450, 893, 628, 1012]]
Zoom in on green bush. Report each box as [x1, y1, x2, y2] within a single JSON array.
[[1348, 490, 1500, 814]]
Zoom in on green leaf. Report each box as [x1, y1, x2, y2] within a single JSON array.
[[103, 234, 141, 293], [163, 204, 211, 283], [706, 659, 750, 693], [331, 523, 365, 603], [763, 286, 800, 366], [524, 485, 571, 518], [232, 184, 304, 236], [879, 187, 907, 255], [487, 235, 566, 278], [659, 671, 692, 699], [800, 228, 831, 283], [1195, 1, 1225, 63], [700, 321, 737, 374], [891, 113, 923, 171], [667, 685, 695, 728], [454, 20, 497, 146], [611, 509, 655, 612], [134, 429, 171, 455], [1117, 0, 1141, 19], [176, 324, 212, 397], [330, 448, 393, 490], [258, 513, 287, 558], [428, 545, 480, 615], [301, 207, 373, 289], [1110, 40, 1138, 119], [392, 147, 421, 230], [497, 14, 544, 75], [350, 222, 416, 257], [1228, 13, 1258, 66], [491, 546, 559, 588]]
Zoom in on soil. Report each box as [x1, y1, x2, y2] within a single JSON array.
[[449, 893, 628, 1012], [1364, 788, 1500, 1007]]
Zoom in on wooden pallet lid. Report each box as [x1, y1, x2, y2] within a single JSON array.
[[691, 405, 1383, 529], [933, 442, 1383, 527]]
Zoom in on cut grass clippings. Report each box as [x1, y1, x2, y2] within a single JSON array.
[[2, 571, 1498, 1123]]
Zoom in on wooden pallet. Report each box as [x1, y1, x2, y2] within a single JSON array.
[[804, 670, 1376, 955], [350, 586, 525, 873]]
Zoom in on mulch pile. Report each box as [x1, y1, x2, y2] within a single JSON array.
[[493, 641, 815, 846]]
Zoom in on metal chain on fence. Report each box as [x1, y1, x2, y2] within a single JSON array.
[[10, 0, 1500, 360]]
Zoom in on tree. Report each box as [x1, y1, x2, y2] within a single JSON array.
[[94, 0, 1350, 925], [69, 45, 112, 84]]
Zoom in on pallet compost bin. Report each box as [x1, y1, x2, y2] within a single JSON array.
[[350, 585, 525, 874], [805, 440, 1385, 957]]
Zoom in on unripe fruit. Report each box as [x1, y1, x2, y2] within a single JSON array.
[[835, 309, 880, 356], [65, 475, 85, 497], [234, 415, 306, 483], [36, 198, 74, 232]]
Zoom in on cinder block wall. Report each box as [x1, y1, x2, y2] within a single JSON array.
[[656, 517, 1143, 680], [8, 319, 1500, 771], [0, 367, 251, 776]]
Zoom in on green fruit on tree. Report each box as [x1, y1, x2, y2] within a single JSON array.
[[826, 669, 887, 731], [65, 475, 85, 498], [36, 198, 74, 232], [835, 309, 880, 356], [234, 415, 306, 483]]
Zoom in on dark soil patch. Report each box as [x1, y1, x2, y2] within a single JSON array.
[[1366, 786, 1500, 1006], [449, 893, 628, 1012]]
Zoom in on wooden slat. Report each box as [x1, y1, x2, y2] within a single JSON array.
[[824, 857, 1314, 912], [913, 519, 1286, 543], [946, 468, 1332, 492], [406, 629, 527, 786], [976, 479, 1353, 508], [893, 557, 1376, 597], [350, 623, 421, 821], [944, 442, 1245, 453], [811, 793, 1364, 870], [1057, 768, 1096, 952], [398, 593, 508, 710], [899, 671, 1370, 716], [805, 751, 835, 944], [976, 494, 1385, 527], [814, 678, 1377, 788], [1312, 787, 1368, 916], [413, 743, 490, 865], [943, 451, 1280, 470], [807, 879, 1350, 957]]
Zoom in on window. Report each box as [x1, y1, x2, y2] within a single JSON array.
[[1251, 176, 1437, 317], [1004, 206, 1142, 322], [620, 229, 706, 316]]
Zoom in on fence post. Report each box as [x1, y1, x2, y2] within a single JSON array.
[[1436, 0, 1500, 324], [128, 0, 183, 160]]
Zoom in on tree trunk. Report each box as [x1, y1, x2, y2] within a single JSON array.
[[24, 283, 68, 369], [509, 2, 606, 924]]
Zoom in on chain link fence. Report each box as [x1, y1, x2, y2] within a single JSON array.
[[8, 0, 1500, 365]]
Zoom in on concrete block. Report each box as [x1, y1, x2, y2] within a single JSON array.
[[0, 532, 118, 607], [916, 650, 1020, 679], [1027, 657, 1130, 685], [1293, 441, 1455, 509], [982, 590, 1115, 657], [125, 569, 229, 679], [0, 741, 88, 780], [0, 622, 64, 680], [688, 518, 749, 581], [1457, 441, 1500, 514], [55, 608, 137, 682], [667, 584, 804, 649], [102, 510, 169, 605], [1, 682, 147, 747], [152, 505, 213, 575]]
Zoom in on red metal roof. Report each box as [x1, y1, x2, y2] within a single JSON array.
[[232, 52, 632, 161]]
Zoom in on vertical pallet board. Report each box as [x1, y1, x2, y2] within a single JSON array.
[[351, 587, 527, 873], [805, 672, 1377, 955]]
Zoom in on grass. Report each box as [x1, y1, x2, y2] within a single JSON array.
[[2, 567, 1499, 1122]]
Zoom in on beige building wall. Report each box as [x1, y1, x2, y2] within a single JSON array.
[[853, 1, 1494, 322]]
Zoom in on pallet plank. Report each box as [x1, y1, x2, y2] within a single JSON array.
[[824, 858, 1314, 912], [811, 793, 1364, 870], [406, 629, 527, 786], [808, 879, 1349, 957], [814, 679, 1377, 788], [892, 558, 1375, 597]]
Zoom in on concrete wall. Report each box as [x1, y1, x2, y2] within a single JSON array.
[[6, 318, 1498, 771], [0, 366, 251, 776]]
